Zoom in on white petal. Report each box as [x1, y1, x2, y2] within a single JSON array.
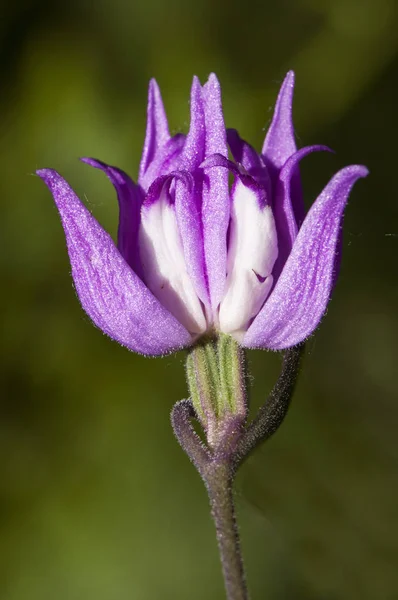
[[219, 180, 278, 336], [139, 187, 207, 335]]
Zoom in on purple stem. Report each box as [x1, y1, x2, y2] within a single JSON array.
[[172, 345, 303, 600], [205, 462, 248, 600]]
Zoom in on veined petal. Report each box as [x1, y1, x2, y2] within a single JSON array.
[[175, 174, 209, 307], [202, 73, 230, 311], [243, 165, 369, 350], [81, 157, 144, 279], [37, 169, 192, 355], [227, 128, 271, 193], [219, 178, 278, 337], [262, 71, 306, 226], [139, 79, 171, 182], [272, 145, 331, 282], [172, 78, 209, 306], [140, 177, 207, 335], [179, 76, 206, 170], [139, 133, 186, 192], [262, 71, 296, 171]]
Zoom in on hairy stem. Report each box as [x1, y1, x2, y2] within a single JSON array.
[[205, 462, 248, 600], [234, 344, 304, 469], [173, 342, 304, 600]]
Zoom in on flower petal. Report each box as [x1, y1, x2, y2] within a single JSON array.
[[262, 71, 297, 172], [179, 76, 206, 170], [227, 128, 271, 194], [243, 165, 369, 350], [139, 133, 186, 192], [272, 145, 331, 282], [37, 169, 192, 355], [80, 157, 144, 280], [262, 71, 306, 226], [140, 176, 207, 335], [202, 73, 230, 310], [219, 178, 278, 337], [139, 78, 171, 182], [173, 78, 209, 306]]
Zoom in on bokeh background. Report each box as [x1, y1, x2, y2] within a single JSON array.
[[1, 0, 397, 598]]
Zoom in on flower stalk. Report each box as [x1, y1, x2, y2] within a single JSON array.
[[172, 337, 304, 600]]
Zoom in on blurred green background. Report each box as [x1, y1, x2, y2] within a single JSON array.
[[1, 0, 397, 598]]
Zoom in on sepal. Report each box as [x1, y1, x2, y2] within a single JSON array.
[[186, 334, 247, 452]]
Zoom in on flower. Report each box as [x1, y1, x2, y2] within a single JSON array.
[[37, 72, 368, 355]]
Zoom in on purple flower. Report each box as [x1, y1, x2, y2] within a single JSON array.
[[37, 72, 368, 355]]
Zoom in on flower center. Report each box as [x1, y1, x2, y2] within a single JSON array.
[[138, 164, 278, 340]]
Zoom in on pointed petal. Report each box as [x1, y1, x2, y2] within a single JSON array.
[[202, 73, 230, 310], [140, 176, 207, 335], [172, 78, 209, 306], [262, 71, 306, 225], [179, 76, 206, 170], [272, 145, 331, 282], [81, 157, 144, 279], [243, 165, 369, 350], [139, 79, 171, 181], [262, 71, 296, 171], [37, 169, 192, 355], [227, 128, 271, 193], [219, 179, 278, 337]]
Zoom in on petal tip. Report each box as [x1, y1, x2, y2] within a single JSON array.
[[80, 157, 102, 168], [205, 72, 221, 90], [36, 168, 59, 185], [284, 70, 295, 83], [148, 77, 161, 95]]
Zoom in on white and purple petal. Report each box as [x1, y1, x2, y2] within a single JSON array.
[[37, 169, 192, 355], [174, 78, 209, 306], [139, 176, 207, 336], [243, 165, 368, 350], [219, 178, 278, 338], [202, 74, 230, 312], [227, 128, 271, 194], [139, 134, 186, 192]]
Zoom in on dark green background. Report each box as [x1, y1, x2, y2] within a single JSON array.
[[1, 0, 397, 598]]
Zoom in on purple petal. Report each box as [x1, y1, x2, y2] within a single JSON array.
[[243, 165, 369, 350], [272, 145, 331, 282], [262, 71, 297, 172], [202, 73, 230, 310], [179, 76, 206, 170], [175, 174, 209, 307], [173, 78, 208, 304], [37, 169, 192, 355], [139, 79, 171, 182], [80, 157, 144, 280], [262, 71, 306, 226], [139, 133, 186, 192], [227, 128, 271, 194]]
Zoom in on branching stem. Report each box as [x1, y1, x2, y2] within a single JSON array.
[[172, 343, 304, 600]]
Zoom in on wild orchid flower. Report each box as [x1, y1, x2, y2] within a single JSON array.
[[37, 73, 368, 600], [37, 72, 367, 356]]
